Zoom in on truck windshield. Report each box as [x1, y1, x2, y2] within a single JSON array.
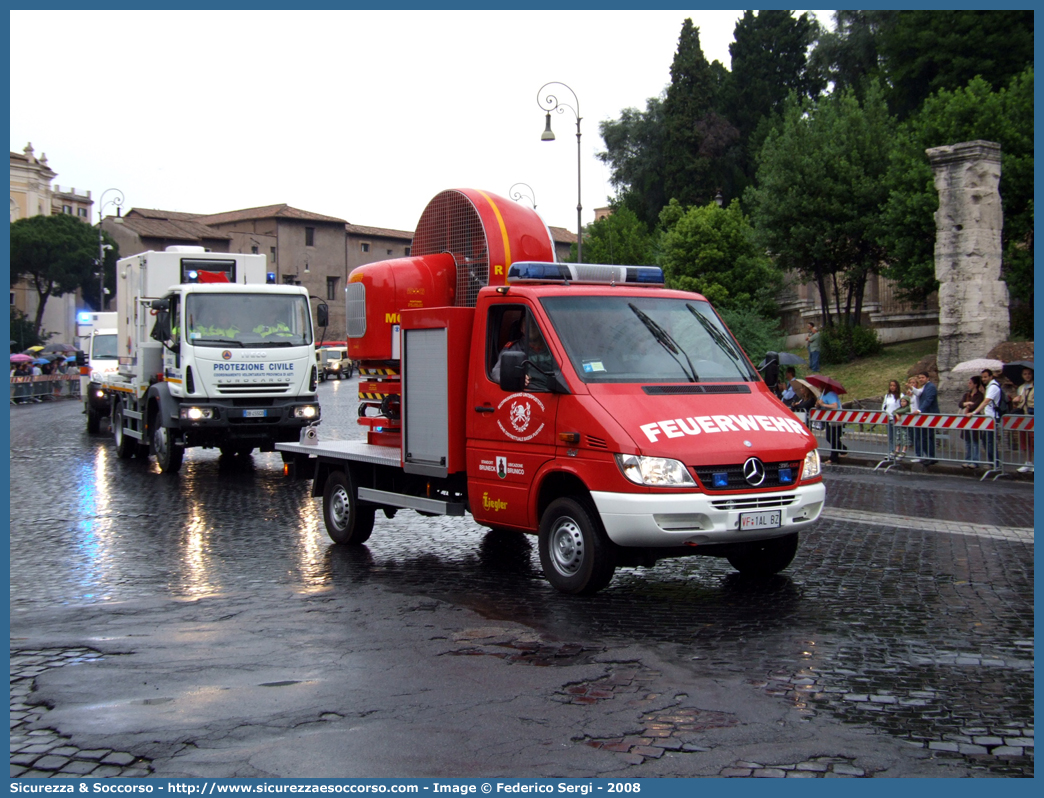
[[185, 294, 312, 348], [91, 334, 118, 359], [540, 295, 758, 383]]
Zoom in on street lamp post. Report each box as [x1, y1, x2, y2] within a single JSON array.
[[508, 182, 537, 209], [537, 82, 582, 263], [97, 188, 124, 311]]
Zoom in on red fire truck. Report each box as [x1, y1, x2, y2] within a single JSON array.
[[278, 189, 824, 594]]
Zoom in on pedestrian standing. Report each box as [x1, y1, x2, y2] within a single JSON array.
[[973, 369, 1002, 468], [959, 376, 984, 468], [816, 386, 843, 464], [882, 380, 904, 459], [806, 323, 821, 373], [1012, 367, 1034, 473], [910, 371, 940, 465]]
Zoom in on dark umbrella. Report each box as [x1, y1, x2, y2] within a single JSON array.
[[1002, 361, 1034, 386], [757, 351, 808, 370], [805, 374, 847, 395], [42, 342, 77, 354]]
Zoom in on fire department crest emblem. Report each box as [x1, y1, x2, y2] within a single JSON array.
[[509, 400, 531, 433]]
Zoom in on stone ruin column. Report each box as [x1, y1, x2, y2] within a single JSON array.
[[927, 140, 1009, 409]]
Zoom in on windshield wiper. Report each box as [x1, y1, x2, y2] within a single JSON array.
[[629, 303, 698, 382], [684, 304, 755, 378], [193, 338, 244, 347]]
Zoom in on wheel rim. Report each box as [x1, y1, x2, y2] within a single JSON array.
[[154, 427, 169, 461], [330, 485, 350, 531], [549, 517, 585, 577]]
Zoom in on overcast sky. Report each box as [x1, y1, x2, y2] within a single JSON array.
[[11, 9, 830, 236]]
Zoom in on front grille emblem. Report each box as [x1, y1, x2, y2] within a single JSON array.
[[742, 457, 767, 486]]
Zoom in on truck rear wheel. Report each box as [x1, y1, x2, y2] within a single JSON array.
[[538, 497, 616, 595], [153, 424, 184, 474], [726, 533, 799, 577], [323, 470, 374, 545], [113, 402, 137, 459]]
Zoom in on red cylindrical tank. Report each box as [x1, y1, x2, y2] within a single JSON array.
[[347, 253, 456, 362]]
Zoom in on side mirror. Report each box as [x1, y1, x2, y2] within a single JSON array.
[[498, 349, 527, 392], [150, 298, 170, 312], [75, 350, 87, 368], [316, 303, 329, 328]]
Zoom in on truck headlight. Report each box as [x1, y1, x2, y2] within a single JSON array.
[[180, 407, 214, 420], [615, 454, 696, 487], [802, 448, 821, 480], [330, 363, 340, 370], [294, 405, 319, 419]]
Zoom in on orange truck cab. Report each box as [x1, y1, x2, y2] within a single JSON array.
[[277, 190, 824, 595]]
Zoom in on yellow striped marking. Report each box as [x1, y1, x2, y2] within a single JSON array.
[[477, 190, 511, 266]]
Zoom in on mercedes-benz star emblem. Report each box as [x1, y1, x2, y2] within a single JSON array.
[[742, 457, 767, 486]]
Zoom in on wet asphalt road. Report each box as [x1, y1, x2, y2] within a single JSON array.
[[9, 380, 1035, 777]]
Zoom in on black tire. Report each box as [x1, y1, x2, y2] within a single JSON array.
[[538, 497, 616, 595], [220, 445, 253, 457], [86, 406, 101, 434], [153, 423, 184, 474], [113, 402, 137, 459], [726, 533, 799, 577], [346, 363, 355, 378], [322, 470, 374, 545]]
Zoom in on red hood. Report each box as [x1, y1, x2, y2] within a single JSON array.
[[589, 383, 816, 464]]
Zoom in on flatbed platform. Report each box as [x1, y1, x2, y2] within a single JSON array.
[[276, 438, 401, 467]]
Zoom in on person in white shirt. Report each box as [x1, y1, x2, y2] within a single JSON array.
[[882, 379, 904, 459], [973, 369, 1003, 467]]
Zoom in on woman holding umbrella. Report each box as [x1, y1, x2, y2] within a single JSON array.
[[811, 375, 846, 464]]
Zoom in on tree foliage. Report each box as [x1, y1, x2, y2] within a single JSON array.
[[598, 97, 666, 231], [747, 83, 894, 329], [576, 206, 656, 266], [660, 199, 780, 316], [877, 10, 1034, 120], [10, 213, 118, 335], [879, 70, 1034, 318], [661, 19, 737, 209]]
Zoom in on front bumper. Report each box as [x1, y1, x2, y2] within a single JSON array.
[[175, 397, 319, 443], [591, 481, 825, 548]]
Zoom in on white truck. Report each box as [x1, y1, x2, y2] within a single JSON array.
[[76, 311, 119, 432], [100, 246, 327, 473]]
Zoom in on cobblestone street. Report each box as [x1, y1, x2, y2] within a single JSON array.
[[9, 384, 1034, 778]]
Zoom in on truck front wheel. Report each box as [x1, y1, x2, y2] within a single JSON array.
[[726, 533, 799, 577], [153, 424, 184, 474], [539, 497, 616, 595], [86, 406, 101, 434], [323, 470, 374, 545]]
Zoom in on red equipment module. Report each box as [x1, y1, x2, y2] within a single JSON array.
[[347, 189, 556, 445]]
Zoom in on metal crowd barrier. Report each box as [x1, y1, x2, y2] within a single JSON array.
[[9, 374, 81, 404], [806, 409, 1033, 480]]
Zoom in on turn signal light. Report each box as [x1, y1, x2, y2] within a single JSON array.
[[558, 432, 580, 444]]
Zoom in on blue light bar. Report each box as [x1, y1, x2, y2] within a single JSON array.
[[712, 472, 729, 488], [506, 262, 664, 286], [778, 467, 793, 484], [77, 311, 92, 323]]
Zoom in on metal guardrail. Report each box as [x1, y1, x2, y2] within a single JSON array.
[[806, 409, 1033, 481], [10, 374, 81, 403]]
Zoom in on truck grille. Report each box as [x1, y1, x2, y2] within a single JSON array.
[[692, 461, 802, 492], [218, 384, 291, 395], [710, 495, 797, 510]]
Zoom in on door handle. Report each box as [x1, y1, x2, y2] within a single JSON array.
[[474, 405, 495, 413]]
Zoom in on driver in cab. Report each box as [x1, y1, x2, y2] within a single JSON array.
[[491, 312, 555, 392]]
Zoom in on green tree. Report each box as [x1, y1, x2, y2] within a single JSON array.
[[10, 308, 46, 351], [574, 207, 655, 266], [877, 10, 1034, 119], [660, 199, 781, 316], [747, 83, 894, 330], [808, 10, 894, 100], [721, 10, 823, 193], [598, 97, 667, 231], [879, 70, 1034, 327], [662, 19, 737, 209], [9, 213, 116, 336]]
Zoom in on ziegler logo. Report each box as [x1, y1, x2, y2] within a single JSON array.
[[496, 393, 545, 442], [221, 350, 232, 360], [482, 493, 508, 512]]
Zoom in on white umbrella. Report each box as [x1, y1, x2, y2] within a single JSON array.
[[791, 378, 821, 398], [950, 358, 1003, 373]]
